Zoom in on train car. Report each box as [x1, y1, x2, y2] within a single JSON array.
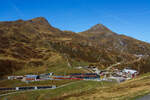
[[69, 73, 100, 80], [0, 85, 56, 91], [37, 86, 52, 89], [53, 76, 83, 80], [18, 86, 35, 90], [0, 87, 16, 91], [52, 73, 100, 80]]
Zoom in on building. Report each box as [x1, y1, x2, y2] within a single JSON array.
[[122, 68, 138, 78], [8, 76, 23, 80], [39, 72, 54, 79], [22, 75, 39, 82]]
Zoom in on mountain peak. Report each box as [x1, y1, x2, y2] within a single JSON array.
[[28, 17, 50, 25], [91, 24, 105, 29], [31, 17, 47, 21], [85, 24, 112, 33], [79, 23, 116, 37]]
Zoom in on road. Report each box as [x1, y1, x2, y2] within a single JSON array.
[[136, 94, 150, 100]]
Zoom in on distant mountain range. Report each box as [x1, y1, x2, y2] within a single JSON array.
[[0, 17, 150, 76]]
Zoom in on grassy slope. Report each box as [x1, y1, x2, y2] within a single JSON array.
[[0, 53, 89, 95], [0, 56, 89, 94], [1, 73, 150, 100], [0, 57, 88, 87], [0, 17, 145, 77], [66, 73, 150, 100], [1, 81, 116, 100], [6, 51, 88, 76]]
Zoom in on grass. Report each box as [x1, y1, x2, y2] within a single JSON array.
[[12, 54, 88, 76], [65, 73, 150, 100], [1, 73, 150, 100], [0, 79, 77, 96], [3, 54, 150, 100], [0, 79, 76, 88], [1, 80, 116, 100], [0, 45, 89, 77], [0, 54, 90, 96], [2, 64, 150, 100]]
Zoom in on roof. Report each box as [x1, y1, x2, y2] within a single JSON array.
[[123, 69, 137, 74], [26, 75, 38, 78]]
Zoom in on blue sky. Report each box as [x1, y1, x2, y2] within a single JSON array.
[[0, 0, 150, 43]]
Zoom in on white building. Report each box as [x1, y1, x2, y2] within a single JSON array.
[[123, 68, 138, 74]]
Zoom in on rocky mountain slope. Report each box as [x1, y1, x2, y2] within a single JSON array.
[[0, 17, 150, 76], [79, 24, 150, 55]]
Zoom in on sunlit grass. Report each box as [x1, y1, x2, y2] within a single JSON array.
[[1, 80, 115, 100]]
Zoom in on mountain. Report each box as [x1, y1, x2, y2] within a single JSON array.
[[79, 24, 150, 56], [80, 24, 116, 36], [0, 17, 150, 77]]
